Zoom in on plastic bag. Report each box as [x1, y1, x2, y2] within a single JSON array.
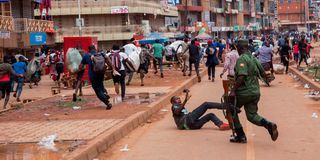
[[66, 48, 82, 73], [273, 64, 285, 74], [124, 45, 140, 71], [38, 134, 58, 151]]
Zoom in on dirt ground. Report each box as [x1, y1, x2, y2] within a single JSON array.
[[0, 69, 197, 122]]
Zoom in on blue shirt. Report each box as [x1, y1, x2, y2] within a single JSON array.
[[81, 51, 103, 80], [12, 62, 27, 75], [255, 46, 272, 64]]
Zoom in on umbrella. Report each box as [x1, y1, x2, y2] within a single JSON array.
[[195, 32, 212, 40], [139, 32, 168, 44]]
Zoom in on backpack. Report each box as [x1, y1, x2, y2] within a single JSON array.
[[110, 51, 121, 71], [91, 52, 106, 74]]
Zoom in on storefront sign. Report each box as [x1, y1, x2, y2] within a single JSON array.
[[111, 6, 129, 14], [0, 31, 10, 39], [30, 32, 47, 46]]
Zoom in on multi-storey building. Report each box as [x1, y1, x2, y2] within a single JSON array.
[[278, 0, 318, 32], [175, 0, 275, 38], [0, 0, 55, 60], [37, 0, 179, 49]]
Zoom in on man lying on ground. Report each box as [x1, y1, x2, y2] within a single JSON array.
[[170, 91, 230, 130]]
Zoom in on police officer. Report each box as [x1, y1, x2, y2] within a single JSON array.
[[229, 39, 278, 143]]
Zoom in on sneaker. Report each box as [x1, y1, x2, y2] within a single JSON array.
[[72, 93, 77, 102], [212, 78, 215, 82], [141, 83, 144, 86], [208, 77, 211, 80], [230, 136, 247, 143], [219, 123, 230, 130], [13, 92, 16, 98], [106, 103, 112, 110], [161, 73, 164, 78]]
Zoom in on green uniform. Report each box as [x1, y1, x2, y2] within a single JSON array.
[[233, 51, 266, 128]]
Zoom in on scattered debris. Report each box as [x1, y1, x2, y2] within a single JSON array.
[[304, 84, 310, 89], [38, 134, 58, 151], [44, 113, 50, 116], [120, 144, 130, 152], [312, 113, 318, 119], [160, 109, 169, 112], [72, 106, 81, 110]]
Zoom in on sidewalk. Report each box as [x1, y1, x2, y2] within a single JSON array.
[[0, 68, 206, 160]]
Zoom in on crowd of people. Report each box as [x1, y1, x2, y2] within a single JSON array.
[[0, 31, 316, 115]]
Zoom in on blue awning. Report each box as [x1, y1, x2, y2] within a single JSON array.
[[139, 32, 168, 44]]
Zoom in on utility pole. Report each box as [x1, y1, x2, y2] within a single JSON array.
[[77, 0, 82, 36], [184, 0, 189, 34]]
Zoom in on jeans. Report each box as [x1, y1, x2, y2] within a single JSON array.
[[188, 102, 224, 129], [15, 77, 24, 98], [208, 65, 216, 78], [90, 75, 110, 106], [154, 57, 163, 73], [189, 59, 200, 77]]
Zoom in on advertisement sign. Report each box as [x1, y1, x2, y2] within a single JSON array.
[[30, 32, 47, 46], [0, 31, 10, 39], [111, 6, 129, 14], [0, 0, 10, 3]]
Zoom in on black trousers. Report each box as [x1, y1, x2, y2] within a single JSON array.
[[208, 65, 216, 78]]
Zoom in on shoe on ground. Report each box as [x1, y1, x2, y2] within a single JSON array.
[[230, 135, 247, 143], [13, 92, 16, 98], [183, 73, 186, 76], [106, 103, 112, 110], [154, 71, 158, 74], [208, 77, 211, 80], [72, 93, 77, 102], [219, 123, 230, 130], [126, 82, 130, 86], [161, 73, 164, 78], [188, 73, 192, 76], [212, 78, 215, 82], [266, 122, 279, 141], [197, 76, 201, 82], [141, 83, 144, 86], [17, 98, 21, 102]]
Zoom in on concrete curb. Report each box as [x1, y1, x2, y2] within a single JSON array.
[[289, 66, 320, 91], [64, 70, 208, 160]]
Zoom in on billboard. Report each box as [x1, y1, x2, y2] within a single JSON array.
[[30, 32, 47, 46], [111, 6, 129, 14]]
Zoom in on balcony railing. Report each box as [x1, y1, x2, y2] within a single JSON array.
[[0, 15, 14, 31], [58, 25, 142, 35], [37, 0, 177, 16], [14, 18, 54, 33]]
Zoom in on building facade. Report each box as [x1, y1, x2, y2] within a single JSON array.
[[277, 0, 318, 32], [37, 0, 179, 49], [174, 0, 275, 38], [0, 0, 55, 60]]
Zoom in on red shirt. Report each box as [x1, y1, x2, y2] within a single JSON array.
[[0, 74, 10, 82], [293, 45, 299, 54]]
